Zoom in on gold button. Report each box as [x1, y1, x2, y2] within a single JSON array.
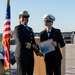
[[30, 41, 32, 43], [30, 34, 32, 35], [31, 37, 33, 39]]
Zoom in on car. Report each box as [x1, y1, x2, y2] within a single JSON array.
[[0, 42, 16, 65]]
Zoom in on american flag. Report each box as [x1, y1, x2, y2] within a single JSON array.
[[2, 0, 11, 70]]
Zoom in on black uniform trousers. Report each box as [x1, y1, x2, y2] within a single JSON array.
[[15, 57, 34, 75], [45, 59, 61, 75]]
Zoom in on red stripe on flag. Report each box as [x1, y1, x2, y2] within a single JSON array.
[[3, 34, 11, 39], [3, 28, 10, 31], [4, 21, 10, 26], [2, 0, 11, 70]]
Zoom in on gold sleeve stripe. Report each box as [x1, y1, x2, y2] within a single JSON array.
[[58, 43, 60, 48], [26, 42, 31, 49]]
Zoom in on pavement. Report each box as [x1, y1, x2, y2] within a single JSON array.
[[5, 69, 17, 75]]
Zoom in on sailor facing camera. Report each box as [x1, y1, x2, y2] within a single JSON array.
[[14, 11, 40, 75], [40, 14, 65, 75]]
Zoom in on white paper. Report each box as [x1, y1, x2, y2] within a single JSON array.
[[39, 39, 55, 54]]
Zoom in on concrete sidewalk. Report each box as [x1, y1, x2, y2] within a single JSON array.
[[5, 69, 17, 75]]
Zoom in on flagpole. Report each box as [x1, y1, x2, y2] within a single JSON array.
[[6, 0, 11, 75], [9, 39, 11, 75], [6, 0, 10, 5]]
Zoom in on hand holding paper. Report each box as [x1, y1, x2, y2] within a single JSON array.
[[36, 52, 43, 56], [52, 41, 57, 47], [34, 44, 39, 51], [39, 39, 55, 54]]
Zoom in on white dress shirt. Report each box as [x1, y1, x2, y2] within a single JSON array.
[[46, 29, 51, 37]]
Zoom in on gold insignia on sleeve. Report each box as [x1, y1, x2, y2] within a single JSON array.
[[30, 41, 32, 43], [58, 43, 60, 48], [26, 42, 31, 49], [31, 29, 33, 32]]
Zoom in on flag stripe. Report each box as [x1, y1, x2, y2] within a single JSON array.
[[4, 19, 10, 24], [4, 21, 10, 26], [3, 28, 11, 34], [3, 25, 10, 30], [2, 0, 11, 70], [3, 31, 11, 38]]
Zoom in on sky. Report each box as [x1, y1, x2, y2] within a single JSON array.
[[0, 0, 75, 33]]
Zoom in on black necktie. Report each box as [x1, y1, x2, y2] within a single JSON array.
[[25, 26, 29, 31]]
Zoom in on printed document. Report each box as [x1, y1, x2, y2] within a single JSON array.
[[39, 39, 55, 54]]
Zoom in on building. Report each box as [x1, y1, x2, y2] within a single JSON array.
[[0, 31, 75, 45], [35, 32, 75, 44]]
